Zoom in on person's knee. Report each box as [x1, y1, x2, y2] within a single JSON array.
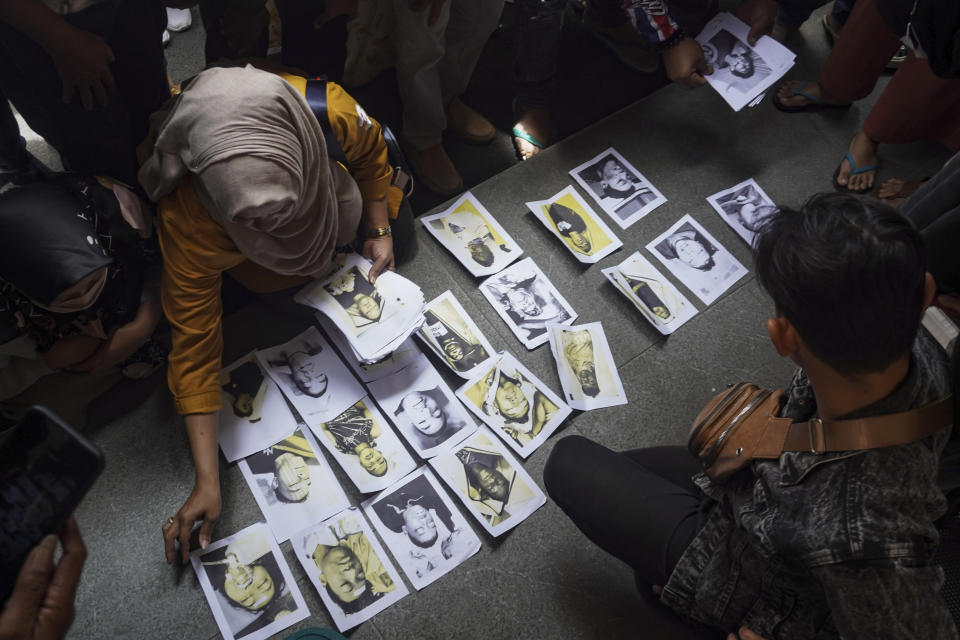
[[543, 434, 592, 499]]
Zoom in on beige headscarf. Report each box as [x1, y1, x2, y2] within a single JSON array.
[[138, 65, 360, 278]]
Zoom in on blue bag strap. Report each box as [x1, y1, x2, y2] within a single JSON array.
[[304, 77, 349, 170]]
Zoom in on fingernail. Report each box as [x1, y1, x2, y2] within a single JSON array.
[[200, 537, 209, 549]]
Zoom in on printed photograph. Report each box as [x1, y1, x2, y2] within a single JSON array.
[[313, 397, 418, 494], [602, 251, 698, 334], [457, 352, 571, 457], [525, 186, 622, 263], [647, 215, 748, 306], [706, 178, 779, 245], [421, 192, 523, 277], [418, 291, 496, 379], [701, 29, 771, 96], [294, 508, 408, 632], [317, 311, 425, 383], [548, 322, 627, 411], [569, 148, 667, 228], [368, 358, 477, 458], [362, 467, 481, 591], [257, 326, 364, 424], [191, 524, 309, 640], [429, 428, 546, 537], [479, 257, 577, 349], [238, 428, 350, 543], [219, 353, 299, 462]]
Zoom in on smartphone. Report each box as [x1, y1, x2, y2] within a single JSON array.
[[0, 406, 104, 602]]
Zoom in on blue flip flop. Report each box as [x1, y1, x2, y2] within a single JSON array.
[[512, 126, 549, 161], [832, 150, 878, 194], [772, 81, 852, 113]]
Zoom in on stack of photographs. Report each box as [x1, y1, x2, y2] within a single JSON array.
[[706, 178, 779, 246], [315, 312, 425, 384], [456, 352, 571, 458], [417, 290, 497, 379], [547, 322, 627, 411], [219, 353, 299, 462], [362, 467, 482, 591], [646, 214, 748, 306], [602, 251, 698, 334], [479, 257, 578, 350], [292, 508, 409, 632], [191, 523, 310, 640], [569, 148, 667, 229], [524, 186, 623, 263], [421, 192, 523, 277], [696, 12, 796, 112], [429, 428, 547, 537], [296, 253, 426, 363]]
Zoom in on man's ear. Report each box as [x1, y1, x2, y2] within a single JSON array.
[[922, 272, 937, 310], [766, 316, 799, 358]]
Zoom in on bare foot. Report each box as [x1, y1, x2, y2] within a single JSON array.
[[876, 177, 927, 206], [775, 80, 846, 109], [512, 106, 553, 161], [836, 130, 879, 192]]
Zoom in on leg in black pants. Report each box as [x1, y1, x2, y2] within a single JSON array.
[[543, 435, 709, 591]]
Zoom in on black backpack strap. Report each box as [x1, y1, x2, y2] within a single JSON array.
[[304, 77, 349, 170]]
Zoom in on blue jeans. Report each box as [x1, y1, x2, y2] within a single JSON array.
[[513, 0, 567, 109]]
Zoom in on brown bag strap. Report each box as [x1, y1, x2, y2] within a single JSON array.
[[755, 395, 953, 456]]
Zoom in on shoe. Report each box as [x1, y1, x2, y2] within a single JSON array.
[[772, 80, 851, 113], [162, 29, 170, 46], [446, 97, 495, 145], [886, 44, 907, 70], [166, 7, 192, 32], [408, 144, 463, 196], [581, 12, 658, 72]]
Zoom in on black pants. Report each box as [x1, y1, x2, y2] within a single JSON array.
[[543, 435, 710, 590], [901, 152, 960, 294]]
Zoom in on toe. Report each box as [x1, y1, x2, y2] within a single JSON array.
[[836, 159, 850, 186]]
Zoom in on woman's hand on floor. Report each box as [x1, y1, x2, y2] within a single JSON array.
[[164, 479, 221, 565]]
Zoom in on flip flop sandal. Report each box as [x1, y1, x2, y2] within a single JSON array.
[[832, 150, 878, 194], [512, 126, 549, 161], [772, 81, 851, 113]]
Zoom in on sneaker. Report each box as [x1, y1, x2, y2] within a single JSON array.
[[166, 7, 192, 32], [162, 28, 170, 46], [581, 12, 658, 73], [886, 44, 907, 70], [446, 97, 495, 145]]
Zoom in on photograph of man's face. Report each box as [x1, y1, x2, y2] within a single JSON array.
[[465, 460, 510, 503], [494, 374, 530, 422], [273, 452, 311, 502], [316, 546, 367, 604], [398, 390, 446, 436], [287, 351, 328, 398]]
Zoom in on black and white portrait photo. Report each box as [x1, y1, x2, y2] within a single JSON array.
[[191, 524, 308, 640], [362, 467, 481, 590], [479, 257, 577, 349], [257, 326, 364, 423], [294, 509, 409, 632], [429, 428, 546, 537], [218, 353, 299, 462], [314, 397, 417, 494], [548, 323, 627, 411], [602, 251, 699, 334], [702, 29, 771, 96], [647, 215, 748, 306], [238, 428, 349, 543], [569, 148, 667, 228], [706, 178, 779, 245], [418, 291, 496, 379]]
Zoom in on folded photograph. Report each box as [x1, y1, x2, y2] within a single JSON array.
[[313, 397, 418, 494], [706, 178, 779, 245], [219, 353, 298, 462], [547, 322, 627, 411], [479, 257, 578, 350], [696, 12, 796, 112], [367, 358, 477, 458], [295, 253, 425, 362], [191, 523, 309, 640], [646, 214, 748, 306], [569, 148, 667, 229], [456, 352, 571, 457], [362, 467, 481, 591], [525, 185, 622, 263], [418, 290, 497, 379], [316, 311, 426, 384], [293, 507, 409, 632], [601, 251, 698, 334], [421, 192, 523, 278], [238, 428, 350, 543], [429, 427, 546, 537], [256, 326, 364, 424]]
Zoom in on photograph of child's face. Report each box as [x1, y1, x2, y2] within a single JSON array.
[[569, 148, 666, 228]]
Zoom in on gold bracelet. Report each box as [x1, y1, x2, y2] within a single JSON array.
[[367, 225, 392, 239]]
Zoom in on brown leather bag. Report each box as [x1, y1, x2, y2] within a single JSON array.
[[687, 383, 954, 483]]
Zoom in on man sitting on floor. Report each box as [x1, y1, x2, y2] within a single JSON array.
[[545, 192, 956, 639]]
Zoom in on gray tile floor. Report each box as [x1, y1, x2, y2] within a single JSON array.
[[25, 3, 954, 640]]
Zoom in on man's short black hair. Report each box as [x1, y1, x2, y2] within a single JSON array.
[[754, 193, 927, 376]]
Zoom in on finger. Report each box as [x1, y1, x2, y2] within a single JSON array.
[[368, 253, 391, 284], [79, 84, 94, 111], [1, 535, 58, 633], [198, 516, 216, 551], [178, 515, 193, 565], [39, 519, 86, 637], [739, 627, 762, 640], [690, 72, 708, 87], [163, 521, 179, 565]]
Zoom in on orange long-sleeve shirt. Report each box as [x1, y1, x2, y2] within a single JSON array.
[[157, 75, 393, 415]]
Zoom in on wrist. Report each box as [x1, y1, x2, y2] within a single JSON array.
[[366, 225, 392, 239], [656, 29, 687, 52]]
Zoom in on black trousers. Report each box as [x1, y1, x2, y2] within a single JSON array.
[[901, 151, 960, 294], [543, 435, 710, 590]]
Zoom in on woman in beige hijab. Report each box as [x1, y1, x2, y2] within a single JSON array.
[[140, 65, 403, 564]]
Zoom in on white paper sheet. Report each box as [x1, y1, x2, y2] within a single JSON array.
[[524, 186, 623, 263], [705, 177, 779, 246], [601, 251, 699, 334], [417, 290, 497, 379], [568, 148, 667, 229], [547, 322, 627, 411]]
